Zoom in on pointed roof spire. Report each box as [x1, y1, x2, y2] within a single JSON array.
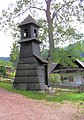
[[18, 15, 40, 28]]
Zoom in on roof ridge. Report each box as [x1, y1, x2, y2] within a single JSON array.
[[18, 15, 40, 27], [76, 59, 84, 67]]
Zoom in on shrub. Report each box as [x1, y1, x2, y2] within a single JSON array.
[[49, 74, 61, 85]]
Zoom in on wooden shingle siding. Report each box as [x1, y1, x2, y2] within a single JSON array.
[[20, 44, 32, 57], [16, 69, 45, 76], [32, 42, 40, 56], [14, 76, 45, 83], [13, 83, 46, 90], [17, 64, 44, 70], [19, 57, 37, 63], [14, 15, 48, 90]]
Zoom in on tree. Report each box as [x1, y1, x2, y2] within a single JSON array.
[[73, 41, 84, 61], [49, 73, 61, 85], [0, 66, 6, 77], [0, 60, 14, 77], [52, 41, 84, 67], [1, 0, 84, 63], [10, 40, 19, 68], [0, 60, 14, 68]]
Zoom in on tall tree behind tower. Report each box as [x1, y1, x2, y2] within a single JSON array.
[[1, 0, 84, 63]]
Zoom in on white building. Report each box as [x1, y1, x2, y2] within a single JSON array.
[[50, 60, 84, 86]]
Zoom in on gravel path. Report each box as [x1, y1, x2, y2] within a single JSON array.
[[0, 89, 84, 120]]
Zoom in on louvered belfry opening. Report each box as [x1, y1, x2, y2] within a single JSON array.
[[13, 15, 48, 90]]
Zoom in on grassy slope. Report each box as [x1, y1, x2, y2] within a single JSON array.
[[0, 82, 84, 102]]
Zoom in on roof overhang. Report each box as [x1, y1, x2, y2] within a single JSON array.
[[33, 53, 48, 64], [18, 38, 42, 44], [53, 68, 84, 74]]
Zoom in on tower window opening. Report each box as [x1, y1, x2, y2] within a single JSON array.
[[24, 29, 29, 38], [34, 29, 37, 37]]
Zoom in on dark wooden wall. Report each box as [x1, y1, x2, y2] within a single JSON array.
[[14, 56, 48, 90]]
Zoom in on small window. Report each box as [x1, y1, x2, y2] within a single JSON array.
[[83, 76, 84, 81], [69, 76, 73, 82], [63, 77, 68, 80], [34, 29, 37, 37], [24, 29, 29, 38]]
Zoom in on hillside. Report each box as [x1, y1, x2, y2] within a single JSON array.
[[81, 53, 84, 57], [0, 57, 10, 61]]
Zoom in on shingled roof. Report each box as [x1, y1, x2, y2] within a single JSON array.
[[18, 38, 42, 44], [49, 59, 84, 74], [33, 53, 48, 64], [18, 15, 40, 27], [76, 59, 84, 67]]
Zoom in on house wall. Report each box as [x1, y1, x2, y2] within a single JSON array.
[[81, 72, 84, 83], [60, 72, 84, 86]]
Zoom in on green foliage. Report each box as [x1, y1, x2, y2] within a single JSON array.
[[46, 92, 84, 102], [49, 74, 61, 85], [0, 60, 14, 68], [10, 72, 16, 78], [40, 40, 84, 67], [52, 41, 84, 67], [0, 59, 15, 77], [0, 66, 6, 77], [41, 49, 48, 59], [10, 40, 19, 68]]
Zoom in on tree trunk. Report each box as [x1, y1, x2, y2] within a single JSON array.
[[45, 0, 54, 63]]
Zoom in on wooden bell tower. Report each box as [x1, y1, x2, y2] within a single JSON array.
[[13, 15, 48, 90]]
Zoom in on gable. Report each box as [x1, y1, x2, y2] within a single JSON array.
[[33, 53, 48, 64], [75, 59, 84, 68], [50, 59, 84, 74]]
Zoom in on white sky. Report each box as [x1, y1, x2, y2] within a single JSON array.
[[0, 0, 16, 57], [0, 0, 84, 57]]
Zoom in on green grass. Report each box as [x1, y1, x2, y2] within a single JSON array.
[[0, 82, 84, 102], [0, 82, 46, 100]]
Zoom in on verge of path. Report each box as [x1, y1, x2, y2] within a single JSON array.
[[0, 88, 84, 120]]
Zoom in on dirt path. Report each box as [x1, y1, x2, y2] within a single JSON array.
[[0, 89, 84, 120]]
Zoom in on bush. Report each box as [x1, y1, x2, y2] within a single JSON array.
[[10, 72, 16, 78], [49, 74, 61, 85], [0, 66, 6, 77]]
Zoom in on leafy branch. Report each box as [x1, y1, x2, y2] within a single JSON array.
[[52, 0, 76, 20]]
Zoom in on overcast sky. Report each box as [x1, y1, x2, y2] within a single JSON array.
[[0, 0, 84, 57], [0, 0, 16, 57]]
